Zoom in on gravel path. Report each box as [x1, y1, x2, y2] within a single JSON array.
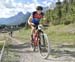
[[7, 37, 75, 62], [19, 46, 75, 62]]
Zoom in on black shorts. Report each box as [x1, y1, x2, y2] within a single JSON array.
[[33, 25, 38, 30]]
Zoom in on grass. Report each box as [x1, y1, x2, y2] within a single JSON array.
[[13, 28, 31, 42], [0, 41, 4, 49], [0, 34, 7, 48], [12, 24, 75, 47], [45, 24, 75, 47]]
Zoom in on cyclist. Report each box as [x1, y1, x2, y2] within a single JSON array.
[[28, 6, 45, 43]]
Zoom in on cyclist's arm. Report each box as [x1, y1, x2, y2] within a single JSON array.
[[28, 15, 34, 26], [41, 12, 46, 21]]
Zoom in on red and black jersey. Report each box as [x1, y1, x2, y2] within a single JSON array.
[[32, 11, 44, 19]]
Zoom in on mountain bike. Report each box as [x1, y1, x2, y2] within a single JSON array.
[[31, 24, 51, 59]]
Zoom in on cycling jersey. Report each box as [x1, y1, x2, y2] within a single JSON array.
[[32, 11, 44, 25]]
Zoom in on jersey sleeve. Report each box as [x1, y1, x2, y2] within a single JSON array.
[[32, 11, 36, 15]]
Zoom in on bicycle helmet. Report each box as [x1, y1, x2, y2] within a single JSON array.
[[36, 6, 43, 10]]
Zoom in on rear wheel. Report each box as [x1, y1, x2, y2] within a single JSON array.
[[39, 33, 51, 59]]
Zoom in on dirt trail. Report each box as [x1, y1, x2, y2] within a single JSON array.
[[19, 47, 75, 62], [8, 37, 75, 62]]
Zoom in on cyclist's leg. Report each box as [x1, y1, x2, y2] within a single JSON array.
[[31, 25, 38, 39], [31, 25, 36, 42]]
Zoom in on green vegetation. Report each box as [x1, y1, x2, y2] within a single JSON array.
[[45, 24, 75, 47], [14, 28, 31, 42], [0, 41, 4, 48], [43, 0, 75, 25], [0, 34, 7, 48]]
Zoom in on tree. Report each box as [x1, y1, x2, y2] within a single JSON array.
[[56, 0, 62, 24]]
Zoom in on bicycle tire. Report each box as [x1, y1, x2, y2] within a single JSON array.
[[39, 33, 51, 59]]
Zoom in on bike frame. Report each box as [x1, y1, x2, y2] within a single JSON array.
[[32, 25, 43, 47]]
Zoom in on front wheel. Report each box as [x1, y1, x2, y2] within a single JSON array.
[[39, 33, 51, 59]]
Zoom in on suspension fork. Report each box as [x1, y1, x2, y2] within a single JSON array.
[[38, 30, 46, 47]]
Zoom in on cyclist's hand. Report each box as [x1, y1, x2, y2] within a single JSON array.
[[43, 17, 46, 20], [31, 23, 35, 26]]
